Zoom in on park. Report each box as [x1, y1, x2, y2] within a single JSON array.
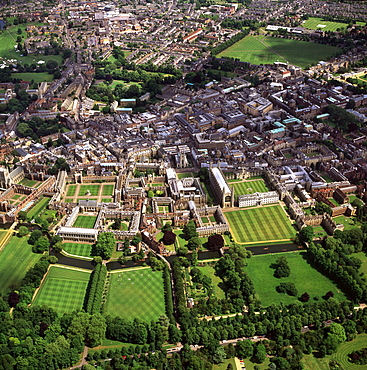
[[218, 35, 341, 69]]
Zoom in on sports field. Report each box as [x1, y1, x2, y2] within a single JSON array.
[[246, 252, 344, 306], [33, 266, 91, 314], [218, 35, 341, 69], [102, 184, 114, 196], [301, 334, 367, 370], [62, 242, 93, 257], [232, 179, 268, 198], [73, 215, 97, 229], [224, 205, 295, 243], [78, 184, 101, 196], [104, 268, 165, 321], [0, 235, 40, 295], [303, 17, 364, 32]]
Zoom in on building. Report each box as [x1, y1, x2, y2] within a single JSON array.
[[238, 191, 279, 207], [209, 166, 234, 208]]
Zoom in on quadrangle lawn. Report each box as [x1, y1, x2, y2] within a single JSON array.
[[33, 266, 91, 314], [102, 184, 114, 196], [66, 184, 77, 197], [232, 179, 268, 198], [0, 235, 41, 295], [104, 268, 166, 322], [225, 205, 295, 244], [246, 251, 345, 307], [78, 184, 101, 196], [27, 197, 50, 219], [62, 242, 93, 257], [73, 215, 97, 229], [218, 35, 341, 69], [19, 178, 39, 187]]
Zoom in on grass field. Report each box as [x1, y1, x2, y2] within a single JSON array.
[[19, 178, 39, 187], [73, 215, 97, 229], [352, 252, 367, 276], [11, 72, 54, 83], [303, 17, 364, 32], [66, 185, 77, 197], [232, 179, 268, 198], [104, 268, 165, 321], [212, 358, 238, 370], [0, 235, 40, 295], [225, 205, 295, 244], [301, 334, 367, 370], [218, 35, 341, 69], [246, 252, 345, 306], [102, 184, 114, 196], [197, 265, 225, 299], [62, 242, 93, 257], [33, 266, 90, 314], [27, 197, 50, 219], [102, 198, 113, 203], [78, 184, 101, 196], [177, 172, 194, 179]]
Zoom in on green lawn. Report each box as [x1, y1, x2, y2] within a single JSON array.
[[62, 242, 93, 257], [232, 179, 268, 198], [78, 184, 101, 196], [218, 35, 341, 69], [66, 184, 77, 197], [19, 178, 39, 187], [73, 215, 97, 229], [0, 235, 40, 295], [351, 252, 367, 276], [64, 198, 74, 203], [197, 265, 225, 299], [33, 266, 91, 314], [102, 184, 114, 196], [27, 197, 50, 219], [102, 198, 113, 203], [11, 72, 54, 83], [301, 334, 367, 370], [0, 24, 63, 64], [303, 17, 364, 32], [212, 358, 238, 370], [104, 268, 166, 321], [177, 172, 194, 179], [333, 216, 361, 231], [246, 252, 345, 306], [225, 205, 295, 244]]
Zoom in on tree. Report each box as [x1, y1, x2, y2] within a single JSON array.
[[300, 292, 310, 302], [207, 234, 224, 251], [162, 223, 172, 232], [162, 230, 176, 245], [94, 232, 116, 259], [252, 343, 266, 363], [28, 230, 42, 245], [8, 292, 19, 307], [183, 220, 198, 240], [299, 225, 314, 244], [18, 226, 29, 237], [187, 237, 201, 251], [273, 256, 290, 278]]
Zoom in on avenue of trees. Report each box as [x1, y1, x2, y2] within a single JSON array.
[[85, 264, 107, 314]]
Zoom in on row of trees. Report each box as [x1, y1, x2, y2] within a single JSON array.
[[85, 264, 107, 314], [211, 29, 250, 56], [162, 264, 175, 324]]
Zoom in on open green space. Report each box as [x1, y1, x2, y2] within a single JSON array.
[[303, 17, 364, 32], [33, 266, 90, 314], [177, 172, 194, 179], [27, 197, 50, 219], [78, 184, 101, 196], [19, 178, 39, 187], [352, 252, 367, 276], [62, 242, 93, 257], [73, 215, 97, 229], [0, 235, 40, 295], [11, 72, 54, 83], [301, 334, 367, 370], [246, 251, 345, 307], [104, 268, 165, 321], [102, 184, 114, 196], [66, 184, 77, 196], [12, 194, 21, 200], [64, 198, 74, 203], [212, 358, 238, 370], [241, 357, 270, 370], [218, 35, 341, 69], [102, 198, 113, 203], [0, 24, 63, 64], [225, 205, 295, 244], [333, 215, 361, 231], [197, 264, 225, 300], [232, 179, 268, 198], [158, 205, 170, 213]]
